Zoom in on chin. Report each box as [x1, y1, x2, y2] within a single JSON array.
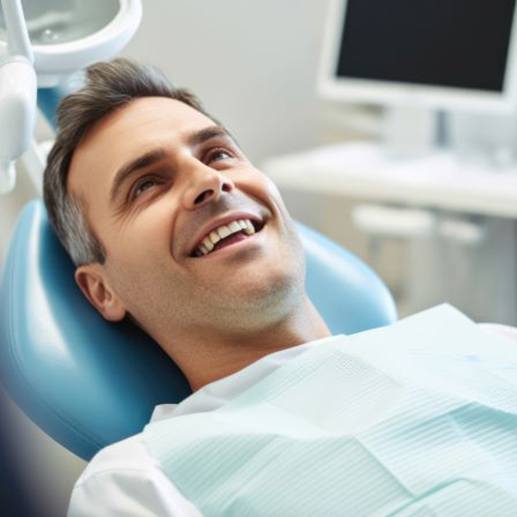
[[237, 263, 304, 313]]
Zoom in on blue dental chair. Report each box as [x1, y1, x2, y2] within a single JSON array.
[[1, 83, 394, 461], [0, 200, 396, 461]]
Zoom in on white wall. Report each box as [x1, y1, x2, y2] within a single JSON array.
[[122, 0, 332, 164]]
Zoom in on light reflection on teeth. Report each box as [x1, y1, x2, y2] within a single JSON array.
[[229, 221, 241, 232], [194, 218, 257, 257], [217, 225, 231, 239]]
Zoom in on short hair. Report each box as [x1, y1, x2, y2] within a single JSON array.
[[43, 58, 210, 267]]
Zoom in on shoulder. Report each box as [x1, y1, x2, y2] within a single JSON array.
[[68, 433, 201, 517], [75, 432, 156, 482]]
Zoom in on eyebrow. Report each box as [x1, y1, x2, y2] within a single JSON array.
[[109, 125, 235, 206]]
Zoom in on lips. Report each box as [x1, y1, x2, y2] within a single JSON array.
[[188, 213, 265, 257]]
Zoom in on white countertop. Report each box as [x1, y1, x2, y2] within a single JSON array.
[[263, 141, 517, 218]]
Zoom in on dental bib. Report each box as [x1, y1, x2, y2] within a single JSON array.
[[143, 305, 517, 516]]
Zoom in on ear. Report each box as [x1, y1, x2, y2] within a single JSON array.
[[74, 263, 126, 322]]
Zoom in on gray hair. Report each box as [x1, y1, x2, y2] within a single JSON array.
[[43, 58, 209, 267]]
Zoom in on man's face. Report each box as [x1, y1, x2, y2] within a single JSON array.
[[69, 97, 305, 341]]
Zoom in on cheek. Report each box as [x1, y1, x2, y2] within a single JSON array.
[[264, 178, 305, 268], [263, 174, 282, 197], [240, 170, 288, 213], [105, 220, 172, 289], [244, 173, 300, 253], [262, 175, 292, 218], [121, 205, 172, 250]]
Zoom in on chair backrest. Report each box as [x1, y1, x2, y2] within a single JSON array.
[[0, 199, 397, 460]]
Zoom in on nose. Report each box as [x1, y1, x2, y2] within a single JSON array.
[[182, 160, 235, 210]]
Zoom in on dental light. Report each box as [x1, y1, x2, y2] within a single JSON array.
[[0, 0, 142, 194]]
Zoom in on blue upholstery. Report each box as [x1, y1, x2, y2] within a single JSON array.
[[0, 199, 397, 460]]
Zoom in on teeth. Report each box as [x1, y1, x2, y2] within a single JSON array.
[[194, 218, 258, 257], [209, 231, 219, 244], [243, 221, 255, 236], [217, 226, 231, 239], [229, 221, 241, 233]]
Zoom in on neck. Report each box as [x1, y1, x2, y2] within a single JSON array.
[[162, 295, 330, 392]]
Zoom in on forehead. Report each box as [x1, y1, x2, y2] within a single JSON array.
[[67, 96, 215, 206]]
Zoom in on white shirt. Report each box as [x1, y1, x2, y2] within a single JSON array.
[[67, 324, 517, 517]]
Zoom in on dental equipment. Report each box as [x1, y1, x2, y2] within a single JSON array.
[[0, 0, 36, 194], [0, 0, 142, 194]]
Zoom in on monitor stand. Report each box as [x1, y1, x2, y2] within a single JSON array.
[[382, 106, 440, 158], [382, 107, 517, 169]]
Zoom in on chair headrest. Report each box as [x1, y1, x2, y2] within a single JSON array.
[[0, 199, 396, 459]]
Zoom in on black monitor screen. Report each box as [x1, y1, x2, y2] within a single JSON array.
[[335, 0, 516, 92]]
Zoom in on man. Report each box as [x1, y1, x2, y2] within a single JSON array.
[[43, 59, 517, 516]]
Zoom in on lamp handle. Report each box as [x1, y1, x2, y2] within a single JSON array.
[[0, 0, 33, 63], [0, 0, 36, 195]]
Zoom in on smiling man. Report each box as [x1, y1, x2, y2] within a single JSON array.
[[43, 58, 332, 515], [44, 59, 330, 395], [43, 59, 517, 516]]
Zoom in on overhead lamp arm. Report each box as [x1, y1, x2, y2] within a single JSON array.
[[1, 0, 32, 62], [0, 0, 37, 194]]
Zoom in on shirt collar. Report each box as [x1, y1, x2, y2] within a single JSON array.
[[150, 334, 342, 422]]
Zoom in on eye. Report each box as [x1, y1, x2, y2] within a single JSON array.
[[131, 176, 158, 200], [205, 148, 234, 164]]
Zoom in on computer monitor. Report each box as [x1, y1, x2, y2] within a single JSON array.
[[319, 0, 517, 114]]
